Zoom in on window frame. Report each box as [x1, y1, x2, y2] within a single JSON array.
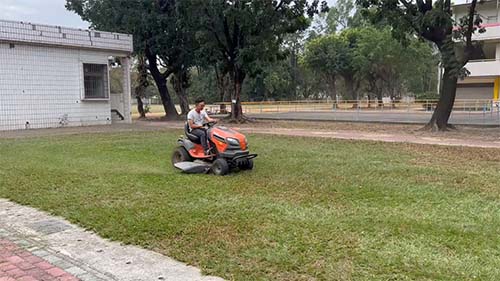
[[80, 62, 110, 101]]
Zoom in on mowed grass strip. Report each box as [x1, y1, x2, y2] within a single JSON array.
[[0, 131, 499, 280]]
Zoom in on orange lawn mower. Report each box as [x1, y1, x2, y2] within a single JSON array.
[[172, 122, 257, 175]]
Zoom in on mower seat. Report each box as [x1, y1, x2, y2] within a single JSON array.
[[185, 123, 201, 144]]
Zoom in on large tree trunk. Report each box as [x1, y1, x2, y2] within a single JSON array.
[[215, 67, 227, 102], [230, 68, 246, 121], [425, 66, 457, 130], [327, 75, 337, 100], [376, 92, 383, 107], [290, 48, 298, 100], [172, 71, 190, 115], [215, 67, 229, 114], [344, 75, 357, 100], [145, 47, 179, 119], [177, 88, 190, 115], [420, 0, 478, 131], [134, 55, 148, 119], [136, 96, 146, 118], [152, 72, 179, 119]]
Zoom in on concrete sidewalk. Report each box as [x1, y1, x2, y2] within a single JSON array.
[[0, 199, 223, 281]]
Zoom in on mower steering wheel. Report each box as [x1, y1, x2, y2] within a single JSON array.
[[203, 121, 217, 128]]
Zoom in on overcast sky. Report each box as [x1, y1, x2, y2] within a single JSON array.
[[0, 0, 336, 29]]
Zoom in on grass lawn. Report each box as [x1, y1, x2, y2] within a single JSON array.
[[1, 131, 500, 280]]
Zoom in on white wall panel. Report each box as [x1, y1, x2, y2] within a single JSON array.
[[0, 43, 114, 131]]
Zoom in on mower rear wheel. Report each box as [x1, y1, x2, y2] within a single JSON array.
[[212, 159, 229, 176], [240, 159, 254, 170], [172, 147, 192, 166]]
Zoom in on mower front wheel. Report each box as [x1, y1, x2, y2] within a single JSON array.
[[212, 159, 229, 176], [172, 147, 192, 166], [240, 159, 254, 170]]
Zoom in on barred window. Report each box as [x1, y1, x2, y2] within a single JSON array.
[[83, 64, 109, 99]]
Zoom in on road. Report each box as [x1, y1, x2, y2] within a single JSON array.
[[248, 110, 500, 126]]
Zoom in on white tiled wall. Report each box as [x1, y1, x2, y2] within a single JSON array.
[[0, 43, 113, 131], [0, 19, 133, 53]]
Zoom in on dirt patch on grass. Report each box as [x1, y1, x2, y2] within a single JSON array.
[[236, 120, 500, 141]]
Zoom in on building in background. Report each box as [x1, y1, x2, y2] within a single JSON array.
[[0, 19, 133, 131], [452, 0, 500, 100]]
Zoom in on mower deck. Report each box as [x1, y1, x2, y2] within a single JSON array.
[[174, 160, 212, 174]]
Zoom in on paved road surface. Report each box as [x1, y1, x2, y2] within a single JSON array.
[[248, 111, 500, 126]]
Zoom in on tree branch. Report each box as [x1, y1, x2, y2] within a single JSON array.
[[145, 45, 172, 80], [399, 0, 413, 11], [203, 7, 231, 57], [416, 0, 425, 13], [424, 0, 432, 11], [445, 0, 452, 13], [222, 17, 234, 53], [275, 0, 285, 12], [465, 0, 478, 49]]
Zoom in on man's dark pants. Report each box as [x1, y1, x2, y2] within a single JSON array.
[[191, 129, 208, 151]]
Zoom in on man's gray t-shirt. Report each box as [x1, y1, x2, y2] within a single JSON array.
[[187, 109, 208, 128]]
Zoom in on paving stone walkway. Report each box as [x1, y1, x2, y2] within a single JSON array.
[[0, 238, 78, 281], [0, 199, 223, 281]]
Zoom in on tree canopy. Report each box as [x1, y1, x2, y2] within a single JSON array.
[[66, 0, 196, 119], [66, 0, 442, 124], [358, 0, 484, 130], [187, 0, 327, 121]]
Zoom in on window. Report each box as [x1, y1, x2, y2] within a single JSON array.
[[83, 64, 109, 100], [487, 16, 498, 24], [468, 42, 497, 61]]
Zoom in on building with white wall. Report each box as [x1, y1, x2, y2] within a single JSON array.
[[0, 19, 133, 131], [452, 0, 500, 100]]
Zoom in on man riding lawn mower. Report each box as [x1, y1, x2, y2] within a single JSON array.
[[172, 98, 257, 175]]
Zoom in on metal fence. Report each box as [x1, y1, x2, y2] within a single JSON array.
[[233, 99, 496, 113]]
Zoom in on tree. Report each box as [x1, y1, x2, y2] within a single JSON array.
[[303, 32, 362, 100], [352, 27, 408, 104], [134, 55, 149, 119], [191, 0, 328, 122], [302, 35, 347, 99], [358, 0, 485, 130], [326, 0, 356, 32], [310, 0, 367, 36], [338, 29, 363, 100], [401, 40, 439, 97], [66, 0, 197, 119], [153, 0, 200, 116]]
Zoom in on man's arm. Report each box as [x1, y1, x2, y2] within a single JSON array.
[[204, 112, 218, 123], [188, 119, 204, 130], [205, 116, 217, 123]]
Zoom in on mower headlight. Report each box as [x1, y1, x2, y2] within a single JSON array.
[[226, 137, 240, 146]]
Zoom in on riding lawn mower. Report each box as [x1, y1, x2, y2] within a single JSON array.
[[172, 122, 257, 175]]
